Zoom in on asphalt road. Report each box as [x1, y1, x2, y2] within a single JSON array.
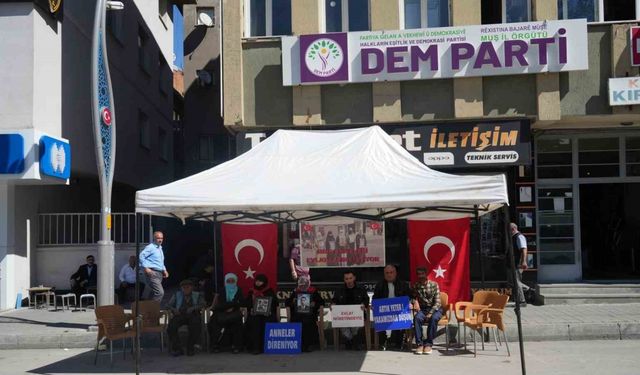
[[0, 340, 637, 375]]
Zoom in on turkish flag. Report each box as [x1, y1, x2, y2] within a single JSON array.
[[408, 218, 471, 305], [221, 223, 278, 293]]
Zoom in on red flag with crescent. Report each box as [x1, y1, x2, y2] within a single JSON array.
[[221, 223, 278, 293], [408, 218, 470, 305]]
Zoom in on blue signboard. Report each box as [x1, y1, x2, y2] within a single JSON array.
[[264, 322, 302, 354], [372, 296, 413, 332], [39, 136, 71, 179], [0, 134, 24, 174]]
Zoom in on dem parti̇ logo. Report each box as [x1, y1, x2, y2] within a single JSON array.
[[305, 39, 344, 78]]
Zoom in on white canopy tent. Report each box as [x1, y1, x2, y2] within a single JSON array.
[[133, 126, 525, 374], [135, 126, 508, 222]]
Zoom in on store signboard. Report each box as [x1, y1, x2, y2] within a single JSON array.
[[282, 19, 588, 86], [236, 120, 531, 168], [631, 26, 640, 66], [609, 77, 640, 106]]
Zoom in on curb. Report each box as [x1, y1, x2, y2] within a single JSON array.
[[1, 322, 639, 350]]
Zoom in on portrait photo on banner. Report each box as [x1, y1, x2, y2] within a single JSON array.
[[299, 218, 385, 268]]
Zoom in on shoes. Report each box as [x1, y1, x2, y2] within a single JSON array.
[[210, 346, 221, 353], [171, 349, 184, 357], [232, 348, 240, 354], [251, 350, 261, 355], [379, 344, 387, 351], [186, 347, 195, 356], [302, 347, 313, 353], [518, 302, 527, 307], [423, 346, 433, 355], [414, 346, 424, 355]]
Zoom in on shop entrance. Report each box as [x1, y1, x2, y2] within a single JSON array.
[[580, 183, 640, 280]]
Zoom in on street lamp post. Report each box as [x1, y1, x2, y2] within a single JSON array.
[[91, 0, 123, 306]]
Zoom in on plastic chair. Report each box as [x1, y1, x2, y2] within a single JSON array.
[[132, 300, 168, 352], [94, 305, 136, 365], [330, 305, 371, 351], [455, 290, 499, 346], [464, 294, 510, 357], [437, 292, 453, 351], [80, 294, 96, 310]]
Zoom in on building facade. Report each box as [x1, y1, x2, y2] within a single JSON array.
[[219, 0, 640, 289], [0, 0, 178, 310]]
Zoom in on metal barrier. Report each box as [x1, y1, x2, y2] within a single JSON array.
[[38, 213, 152, 246]]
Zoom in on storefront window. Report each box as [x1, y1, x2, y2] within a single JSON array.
[[248, 0, 292, 37], [325, 0, 370, 32], [578, 138, 619, 178], [626, 137, 640, 176], [403, 0, 450, 29], [537, 187, 575, 265], [603, 0, 635, 21], [557, 0, 597, 22], [537, 138, 573, 179]]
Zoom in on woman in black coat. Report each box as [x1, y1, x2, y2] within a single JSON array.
[[208, 273, 244, 353], [287, 275, 324, 352], [243, 274, 278, 354]]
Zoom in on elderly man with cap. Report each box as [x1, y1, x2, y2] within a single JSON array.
[[166, 279, 205, 356]]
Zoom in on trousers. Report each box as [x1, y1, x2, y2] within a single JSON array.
[[414, 309, 443, 346]]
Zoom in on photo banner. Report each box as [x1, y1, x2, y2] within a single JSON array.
[[371, 296, 413, 332], [282, 19, 588, 85], [264, 323, 302, 354], [331, 305, 365, 328], [299, 219, 385, 268]]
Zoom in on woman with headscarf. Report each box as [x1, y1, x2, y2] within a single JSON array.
[[287, 275, 325, 352], [243, 274, 278, 354], [208, 273, 244, 353]]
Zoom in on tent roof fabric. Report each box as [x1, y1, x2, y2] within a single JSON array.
[[135, 126, 508, 222]]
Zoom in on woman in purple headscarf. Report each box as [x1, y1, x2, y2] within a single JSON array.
[[287, 274, 325, 352]]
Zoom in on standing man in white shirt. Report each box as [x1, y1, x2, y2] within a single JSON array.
[[117, 255, 143, 304], [139, 231, 169, 302], [510, 223, 531, 306]]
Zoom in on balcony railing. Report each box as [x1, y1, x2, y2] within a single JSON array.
[[38, 213, 152, 246]]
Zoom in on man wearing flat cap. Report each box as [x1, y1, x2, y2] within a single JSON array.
[[166, 279, 205, 356]]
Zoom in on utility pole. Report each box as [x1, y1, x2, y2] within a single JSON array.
[[91, 0, 123, 306]]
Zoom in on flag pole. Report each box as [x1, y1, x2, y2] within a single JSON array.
[[475, 205, 485, 289], [503, 204, 526, 375], [134, 213, 141, 375], [213, 213, 219, 292]]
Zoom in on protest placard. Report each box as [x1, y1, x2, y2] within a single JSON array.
[[331, 304, 364, 328], [371, 296, 412, 332], [264, 323, 302, 354]]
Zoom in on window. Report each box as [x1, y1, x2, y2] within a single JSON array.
[[401, 0, 450, 29], [481, 0, 530, 24], [558, 0, 640, 22], [159, 127, 169, 161], [626, 137, 640, 176], [246, 0, 291, 37], [537, 138, 573, 179], [578, 138, 619, 178], [324, 0, 370, 32], [537, 186, 576, 265], [106, 8, 124, 43], [196, 7, 215, 27], [138, 25, 152, 74], [198, 135, 229, 163], [139, 111, 150, 150], [158, 57, 169, 96]]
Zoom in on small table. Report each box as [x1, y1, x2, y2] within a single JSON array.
[[28, 287, 53, 309]]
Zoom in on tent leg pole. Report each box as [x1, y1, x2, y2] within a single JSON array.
[[213, 214, 219, 292], [503, 205, 526, 375], [475, 206, 485, 289], [134, 213, 141, 375]]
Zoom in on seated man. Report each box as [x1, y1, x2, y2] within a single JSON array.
[[411, 267, 442, 355], [70, 255, 97, 299], [117, 256, 144, 303], [166, 279, 205, 356], [373, 264, 411, 350], [332, 270, 369, 350]]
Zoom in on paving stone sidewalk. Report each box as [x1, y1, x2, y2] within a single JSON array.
[[1, 303, 639, 350]]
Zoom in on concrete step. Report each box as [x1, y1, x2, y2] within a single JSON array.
[[538, 284, 640, 296], [542, 293, 640, 305]]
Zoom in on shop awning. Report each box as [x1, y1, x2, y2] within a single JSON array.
[[135, 126, 509, 222]]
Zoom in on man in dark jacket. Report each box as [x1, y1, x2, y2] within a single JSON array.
[[166, 279, 205, 356], [372, 264, 411, 350], [332, 270, 369, 350], [70, 255, 97, 299]]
